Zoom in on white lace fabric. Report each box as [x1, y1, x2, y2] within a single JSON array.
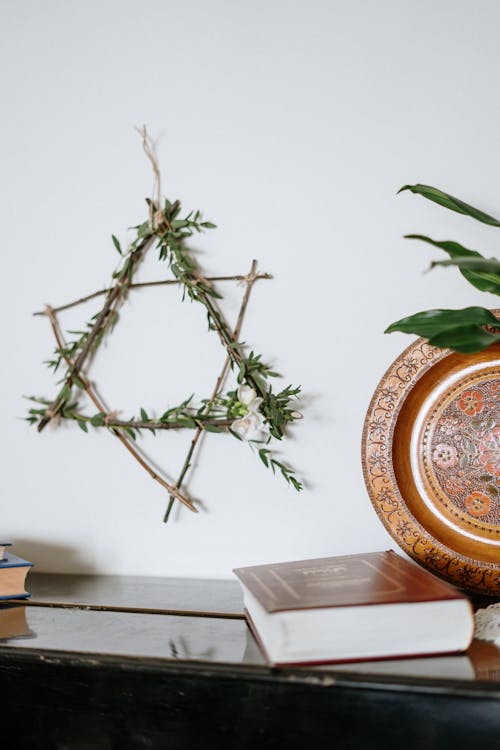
[[474, 603, 500, 644]]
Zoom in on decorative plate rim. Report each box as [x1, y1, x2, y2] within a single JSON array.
[[362, 336, 500, 595]]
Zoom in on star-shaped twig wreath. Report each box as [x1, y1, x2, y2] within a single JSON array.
[[27, 129, 303, 521]]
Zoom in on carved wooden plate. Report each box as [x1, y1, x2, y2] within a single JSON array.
[[362, 338, 500, 594]]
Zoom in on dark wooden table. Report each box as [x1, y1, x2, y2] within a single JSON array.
[[1, 573, 500, 749]]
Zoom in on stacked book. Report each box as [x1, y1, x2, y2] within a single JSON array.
[[234, 550, 475, 666], [0, 542, 33, 600]]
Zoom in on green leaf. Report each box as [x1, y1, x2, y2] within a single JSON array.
[[430, 256, 500, 277], [428, 325, 500, 353], [258, 449, 269, 467], [170, 201, 181, 219], [60, 384, 72, 403], [405, 234, 500, 295], [112, 235, 122, 254], [237, 362, 246, 384], [201, 221, 217, 229], [385, 307, 499, 338], [77, 420, 88, 433], [137, 222, 151, 239], [90, 412, 106, 427], [398, 184, 500, 226], [203, 423, 224, 433], [140, 408, 149, 422]]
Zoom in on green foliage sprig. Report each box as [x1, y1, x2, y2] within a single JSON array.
[[386, 184, 500, 352], [30, 193, 303, 519]]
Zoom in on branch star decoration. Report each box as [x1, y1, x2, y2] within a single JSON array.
[[27, 132, 303, 521]]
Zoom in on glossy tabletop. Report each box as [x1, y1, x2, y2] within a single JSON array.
[[28, 572, 243, 616], [3, 574, 500, 750], [0, 572, 499, 687]]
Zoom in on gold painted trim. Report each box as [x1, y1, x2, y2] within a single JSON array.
[[362, 336, 500, 596]]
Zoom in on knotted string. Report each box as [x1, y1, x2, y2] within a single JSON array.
[[136, 125, 162, 229]]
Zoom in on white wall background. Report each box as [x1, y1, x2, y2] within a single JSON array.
[[2, 0, 500, 577]]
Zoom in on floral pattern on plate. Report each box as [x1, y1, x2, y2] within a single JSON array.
[[429, 379, 500, 525]]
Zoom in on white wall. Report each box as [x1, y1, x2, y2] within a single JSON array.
[[2, 0, 500, 576]]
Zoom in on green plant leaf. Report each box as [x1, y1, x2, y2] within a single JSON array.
[[405, 234, 500, 295], [429, 256, 500, 277], [386, 307, 499, 338], [111, 235, 122, 254], [33, 195, 303, 503], [237, 361, 246, 384], [203, 423, 224, 433], [289, 476, 303, 491], [399, 184, 500, 226], [428, 325, 500, 353], [258, 448, 270, 467]]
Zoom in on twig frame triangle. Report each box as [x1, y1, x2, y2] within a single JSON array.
[[28, 149, 303, 521]]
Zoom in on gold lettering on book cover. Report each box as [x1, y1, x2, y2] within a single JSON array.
[[306, 578, 371, 588], [292, 557, 405, 598]]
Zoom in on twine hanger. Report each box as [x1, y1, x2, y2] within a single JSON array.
[[136, 125, 163, 230]]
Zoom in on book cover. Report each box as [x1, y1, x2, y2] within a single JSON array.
[[233, 550, 463, 613], [234, 551, 473, 666], [0, 553, 33, 600], [0, 553, 32, 569]]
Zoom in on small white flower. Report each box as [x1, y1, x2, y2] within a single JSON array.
[[232, 410, 269, 442], [231, 385, 269, 441], [237, 385, 257, 406], [237, 385, 263, 415]]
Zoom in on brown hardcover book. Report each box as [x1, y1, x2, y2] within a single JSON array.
[[233, 550, 474, 666]]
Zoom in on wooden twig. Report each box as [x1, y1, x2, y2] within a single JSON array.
[[197, 286, 266, 402], [31, 129, 302, 514], [73, 416, 233, 431], [37, 235, 154, 432], [44, 306, 197, 513], [164, 260, 260, 522], [33, 274, 272, 317]]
